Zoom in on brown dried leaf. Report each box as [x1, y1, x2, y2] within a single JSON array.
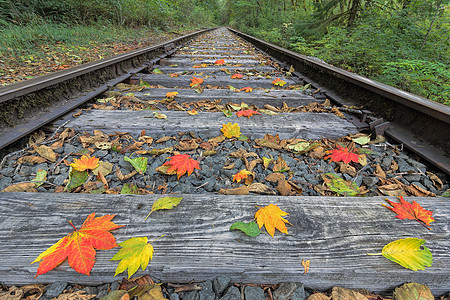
[[176, 140, 198, 151], [0, 285, 44, 300], [338, 162, 357, 177], [246, 158, 262, 172], [156, 136, 174, 143], [223, 162, 236, 170], [34, 145, 57, 162], [115, 168, 138, 181], [277, 180, 295, 196], [265, 172, 286, 183], [17, 156, 47, 165], [138, 136, 154, 145], [391, 160, 399, 171], [426, 171, 443, 190], [54, 290, 96, 300], [29, 131, 46, 146], [208, 135, 226, 145], [273, 156, 290, 172], [1, 182, 37, 193], [374, 164, 386, 178], [405, 184, 436, 197], [309, 146, 325, 159], [248, 183, 276, 195], [199, 142, 214, 150], [331, 287, 368, 300], [307, 293, 331, 300], [218, 186, 249, 195]]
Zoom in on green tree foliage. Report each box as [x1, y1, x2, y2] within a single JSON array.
[[222, 0, 450, 104]]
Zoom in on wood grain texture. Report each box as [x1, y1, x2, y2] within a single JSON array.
[[66, 111, 357, 140], [160, 58, 263, 66], [156, 66, 276, 73], [131, 88, 319, 107], [138, 74, 297, 89], [171, 54, 257, 59], [0, 193, 448, 295]]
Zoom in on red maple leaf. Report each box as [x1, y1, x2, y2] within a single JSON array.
[[383, 196, 435, 229], [240, 87, 253, 93], [163, 154, 200, 179], [32, 213, 123, 277], [324, 145, 360, 164], [190, 77, 204, 87], [236, 110, 261, 118], [231, 73, 243, 79], [215, 59, 225, 65]]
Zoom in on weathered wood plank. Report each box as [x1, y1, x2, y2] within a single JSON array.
[[0, 193, 448, 295], [65, 111, 357, 140], [129, 88, 319, 107], [156, 66, 276, 74], [160, 58, 263, 66], [138, 74, 297, 89], [171, 54, 257, 59]]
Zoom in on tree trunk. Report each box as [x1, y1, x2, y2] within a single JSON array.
[[347, 0, 361, 27]]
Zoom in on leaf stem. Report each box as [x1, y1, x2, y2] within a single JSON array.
[[148, 234, 164, 244], [144, 210, 153, 221], [68, 220, 77, 231], [366, 252, 383, 255]]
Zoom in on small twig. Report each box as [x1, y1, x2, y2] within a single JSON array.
[[13, 180, 58, 187], [195, 182, 209, 190], [48, 120, 70, 140]]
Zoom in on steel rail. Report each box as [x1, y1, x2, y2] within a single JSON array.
[[0, 28, 215, 151], [228, 27, 450, 174]]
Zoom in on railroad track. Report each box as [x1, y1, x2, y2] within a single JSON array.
[[0, 27, 449, 296]]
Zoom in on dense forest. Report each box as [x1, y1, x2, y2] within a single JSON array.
[[0, 0, 448, 104]]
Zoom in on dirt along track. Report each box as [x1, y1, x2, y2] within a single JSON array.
[[0, 27, 449, 298]]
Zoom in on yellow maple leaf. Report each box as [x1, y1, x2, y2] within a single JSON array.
[[187, 109, 198, 115], [70, 155, 99, 171], [272, 78, 287, 87], [255, 204, 291, 237], [111, 235, 163, 278], [233, 169, 253, 183], [221, 122, 241, 139], [166, 91, 178, 98]]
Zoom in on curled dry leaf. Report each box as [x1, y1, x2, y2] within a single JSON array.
[[218, 186, 249, 195], [17, 156, 47, 165], [1, 182, 36, 193], [34, 145, 57, 162], [248, 183, 277, 195], [301, 259, 310, 274]]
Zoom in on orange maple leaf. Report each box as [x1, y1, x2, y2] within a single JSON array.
[[231, 73, 243, 79], [32, 213, 123, 277], [272, 78, 287, 86], [233, 169, 253, 183], [324, 145, 360, 164], [70, 155, 99, 171], [240, 87, 253, 93], [236, 110, 261, 118], [170, 73, 180, 77], [215, 59, 225, 65], [166, 91, 179, 98], [255, 204, 291, 237], [162, 154, 200, 179], [187, 109, 198, 115], [190, 77, 204, 87], [383, 196, 435, 229], [221, 122, 241, 138]]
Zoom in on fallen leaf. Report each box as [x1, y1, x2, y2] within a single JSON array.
[[190, 76, 204, 87], [152, 68, 163, 74], [218, 186, 249, 195], [29, 131, 46, 146], [321, 173, 361, 196], [166, 91, 179, 99], [331, 287, 368, 300], [255, 204, 291, 237], [221, 123, 241, 139], [187, 109, 198, 115], [32, 169, 47, 187], [32, 213, 123, 276], [248, 183, 277, 195], [301, 259, 310, 274], [65, 168, 88, 192], [124, 156, 147, 174], [353, 135, 371, 145], [273, 156, 290, 172], [70, 155, 99, 171], [236, 110, 261, 118], [1, 182, 36, 193], [92, 161, 114, 177], [262, 157, 273, 169], [162, 154, 200, 179], [272, 78, 287, 86], [17, 156, 47, 165], [34, 145, 57, 162], [383, 196, 434, 229], [121, 183, 140, 195], [324, 145, 360, 164], [176, 140, 198, 151], [145, 197, 183, 220], [230, 221, 260, 237], [393, 283, 434, 300], [374, 164, 386, 178], [367, 238, 432, 271], [215, 59, 225, 65], [95, 141, 112, 150], [111, 236, 161, 278], [231, 73, 243, 79], [153, 112, 167, 119], [233, 170, 253, 183], [240, 87, 253, 92], [170, 73, 180, 77], [426, 172, 443, 190]]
